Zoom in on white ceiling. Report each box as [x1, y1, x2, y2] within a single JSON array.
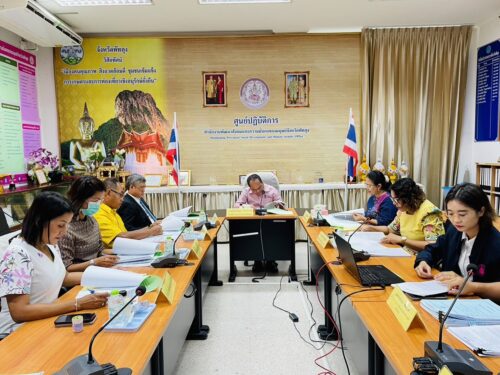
[[36, 0, 500, 35]]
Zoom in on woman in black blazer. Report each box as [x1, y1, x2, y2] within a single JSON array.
[[415, 183, 500, 300]]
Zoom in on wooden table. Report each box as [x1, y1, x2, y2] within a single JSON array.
[[299, 216, 500, 374], [0, 223, 224, 374], [226, 209, 298, 282]]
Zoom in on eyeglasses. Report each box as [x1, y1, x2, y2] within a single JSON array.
[[390, 196, 401, 204], [110, 189, 125, 198], [365, 183, 375, 188]]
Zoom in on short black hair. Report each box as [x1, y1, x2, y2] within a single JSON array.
[[445, 183, 495, 229], [366, 170, 391, 191], [390, 178, 426, 212], [67, 176, 106, 214], [246, 174, 263, 186], [21, 191, 73, 248], [103, 177, 120, 190]]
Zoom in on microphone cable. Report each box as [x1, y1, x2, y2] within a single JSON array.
[[252, 219, 267, 282]]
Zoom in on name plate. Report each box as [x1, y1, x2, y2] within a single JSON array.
[[159, 272, 176, 305], [438, 366, 453, 375], [317, 231, 333, 249], [189, 239, 202, 259], [201, 225, 212, 239], [226, 208, 254, 217], [303, 210, 312, 224], [387, 286, 423, 331]]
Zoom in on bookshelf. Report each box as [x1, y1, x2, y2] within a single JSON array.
[[476, 163, 500, 214]]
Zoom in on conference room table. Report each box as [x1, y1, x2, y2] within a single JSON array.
[[226, 208, 298, 282], [0, 222, 224, 375], [299, 216, 500, 375]]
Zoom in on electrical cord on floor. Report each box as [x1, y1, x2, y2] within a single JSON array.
[[298, 280, 334, 350], [252, 219, 267, 283], [336, 286, 385, 375], [311, 262, 343, 375], [272, 276, 324, 351]]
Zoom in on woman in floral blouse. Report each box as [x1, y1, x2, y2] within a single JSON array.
[[0, 192, 108, 334], [361, 178, 445, 252]]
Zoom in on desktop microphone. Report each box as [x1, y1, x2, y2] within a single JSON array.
[[151, 222, 191, 268], [347, 215, 372, 244], [54, 286, 147, 375], [194, 193, 215, 230], [424, 263, 491, 375]]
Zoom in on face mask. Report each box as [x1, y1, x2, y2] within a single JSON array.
[[81, 201, 101, 216]]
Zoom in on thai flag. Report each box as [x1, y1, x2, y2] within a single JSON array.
[[342, 108, 358, 181], [167, 114, 180, 186]]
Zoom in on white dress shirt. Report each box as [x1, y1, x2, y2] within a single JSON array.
[[458, 232, 476, 277]]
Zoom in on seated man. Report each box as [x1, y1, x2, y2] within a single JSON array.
[[94, 178, 162, 248], [234, 173, 284, 273], [118, 174, 159, 231], [235, 173, 283, 209]]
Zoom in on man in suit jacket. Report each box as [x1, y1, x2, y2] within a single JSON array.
[[117, 174, 161, 231]]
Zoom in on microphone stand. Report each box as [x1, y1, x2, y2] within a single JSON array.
[[424, 264, 491, 374], [54, 286, 146, 375]]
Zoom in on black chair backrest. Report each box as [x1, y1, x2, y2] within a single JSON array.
[[0, 209, 10, 236]]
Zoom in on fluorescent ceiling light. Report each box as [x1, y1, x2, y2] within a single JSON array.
[[53, 0, 152, 6], [199, 0, 290, 4]]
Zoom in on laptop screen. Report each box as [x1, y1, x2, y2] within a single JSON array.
[[333, 232, 362, 282]]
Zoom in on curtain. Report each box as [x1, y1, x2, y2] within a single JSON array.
[[361, 26, 472, 205]]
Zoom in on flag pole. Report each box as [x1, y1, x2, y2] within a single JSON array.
[[174, 112, 182, 209], [344, 156, 349, 212]]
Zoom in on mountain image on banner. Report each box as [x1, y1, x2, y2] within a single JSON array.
[[62, 90, 169, 175]]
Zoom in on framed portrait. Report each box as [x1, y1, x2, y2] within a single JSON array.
[[168, 170, 191, 186], [285, 71, 309, 108], [203, 71, 227, 107], [239, 175, 247, 185], [144, 174, 166, 187], [35, 169, 48, 185]]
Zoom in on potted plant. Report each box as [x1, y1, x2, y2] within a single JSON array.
[[27, 148, 61, 184]]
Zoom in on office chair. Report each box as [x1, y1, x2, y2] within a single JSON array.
[[243, 171, 280, 195], [0, 209, 10, 237]]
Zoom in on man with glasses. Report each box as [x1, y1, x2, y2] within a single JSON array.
[[94, 178, 162, 247], [118, 174, 161, 231]]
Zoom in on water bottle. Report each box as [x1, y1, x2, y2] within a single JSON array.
[[165, 236, 174, 256], [199, 209, 207, 223], [108, 290, 134, 327], [108, 290, 125, 323]]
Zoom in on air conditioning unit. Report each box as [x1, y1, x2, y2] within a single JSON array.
[[0, 0, 82, 47]]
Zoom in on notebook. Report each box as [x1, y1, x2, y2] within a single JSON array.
[[333, 232, 404, 287]]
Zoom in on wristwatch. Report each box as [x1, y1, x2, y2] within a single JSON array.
[[401, 236, 407, 246], [90, 259, 95, 266]]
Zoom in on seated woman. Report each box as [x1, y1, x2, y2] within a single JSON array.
[[353, 171, 398, 226], [361, 178, 445, 252], [0, 192, 108, 334], [59, 176, 119, 271], [415, 183, 500, 300]]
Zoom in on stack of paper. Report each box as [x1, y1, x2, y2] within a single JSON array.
[[324, 214, 361, 230], [330, 208, 364, 221], [420, 299, 500, 327], [79, 266, 162, 298], [267, 208, 293, 215], [393, 280, 449, 297], [113, 238, 158, 256], [161, 215, 185, 231], [448, 325, 500, 356], [349, 232, 411, 257]]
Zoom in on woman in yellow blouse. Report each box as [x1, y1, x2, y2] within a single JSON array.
[[361, 178, 445, 252]]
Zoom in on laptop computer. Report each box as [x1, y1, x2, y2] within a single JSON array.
[[333, 232, 404, 287]]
